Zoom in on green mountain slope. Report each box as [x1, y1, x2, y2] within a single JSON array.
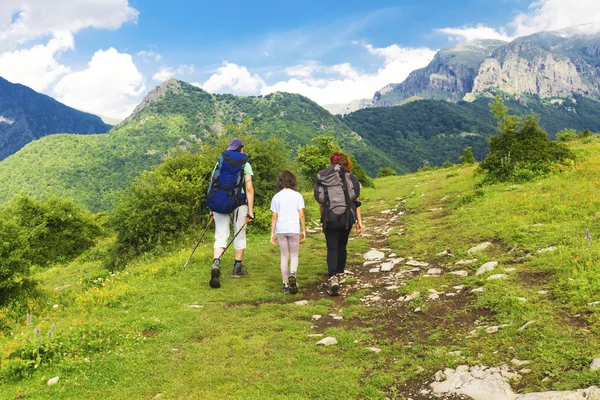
[[0, 77, 111, 161], [0, 80, 397, 212], [345, 94, 600, 171]]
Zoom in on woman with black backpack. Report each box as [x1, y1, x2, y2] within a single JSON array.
[[314, 151, 363, 296]]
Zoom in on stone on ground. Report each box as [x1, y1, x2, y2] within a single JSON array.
[[380, 262, 395, 272], [316, 337, 338, 346], [366, 347, 382, 354], [487, 274, 508, 281], [451, 270, 469, 277], [467, 242, 493, 254], [294, 300, 309, 306], [456, 259, 478, 265], [426, 268, 442, 275], [364, 250, 385, 261], [536, 246, 558, 254], [476, 261, 498, 276], [406, 260, 429, 267], [47, 377, 59, 386], [590, 358, 600, 371]]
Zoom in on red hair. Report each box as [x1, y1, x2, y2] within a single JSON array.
[[329, 151, 352, 172]]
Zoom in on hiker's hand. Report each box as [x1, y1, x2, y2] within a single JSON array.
[[248, 210, 255, 220], [300, 230, 306, 242], [356, 221, 363, 236], [270, 234, 278, 245]]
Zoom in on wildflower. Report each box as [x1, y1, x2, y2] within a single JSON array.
[[34, 328, 40, 337], [26, 313, 32, 327]]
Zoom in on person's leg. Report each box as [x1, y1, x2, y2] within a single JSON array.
[[277, 233, 290, 282], [232, 205, 249, 277], [323, 228, 340, 278], [210, 212, 230, 288], [287, 233, 300, 294], [336, 228, 352, 275]]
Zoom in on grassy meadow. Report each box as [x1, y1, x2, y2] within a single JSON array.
[[2, 138, 600, 398]]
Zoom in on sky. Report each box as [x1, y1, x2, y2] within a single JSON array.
[[1, 0, 600, 119]]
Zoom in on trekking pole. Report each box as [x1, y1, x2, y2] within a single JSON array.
[[180, 216, 214, 272], [217, 217, 251, 261]]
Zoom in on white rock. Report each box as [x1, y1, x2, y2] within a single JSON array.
[[453, 285, 465, 290], [47, 376, 59, 386], [307, 334, 324, 337], [364, 250, 385, 261], [389, 258, 404, 265], [517, 297, 527, 302], [446, 293, 458, 297], [401, 292, 420, 302], [536, 246, 557, 254], [590, 358, 600, 371], [437, 249, 453, 257], [487, 274, 508, 281], [53, 304, 59, 309], [427, 268, 442, 275], [456, 259, 478, 265], [467, 242, 493, 254], [538, 290, 549, 295], [451, 270, 469, 277], [312, 315, 322, 320], [471, 287, 484, 293], [385, 285, 399, 290], [316, 337, 338, 346], [486, 326, 499, 334], [380, 262, 395, 272], [187, 305, 204, 308], [295, 300, 309, 306], [428, 293, 440, 300], [333, 316, 343, 321], [519, 369, 531, 374], [476, 261, 498, 276], [363, 260, 380, 267], [381, 209, 392, 214], [388, 253, 397, 258], [504, 268, 517, 273], [367, 347, 382, 354], [369, 267, 381, 273], [588, 301, 600, 306], [406, 260, 429, 267]]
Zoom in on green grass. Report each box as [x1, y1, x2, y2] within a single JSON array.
[[4, 138, 600, 398]]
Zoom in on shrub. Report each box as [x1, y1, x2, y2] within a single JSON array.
[[107, 135, 291, 269], [442, 161, 454, 169], [479, 96, 574, 183], [556, 128, 579, 142], [0, 219, 31, 306], [459, 146, 476, 164], [377, 167, 397, 178], [4, 196, 103, 267]]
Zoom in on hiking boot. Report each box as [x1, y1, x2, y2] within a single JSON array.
[[209, 260, 221, 289], [282, 283, 290, 294], [288, 272, 299, 295], [231, 262, 248, 278], [329, 275, 339, 296]]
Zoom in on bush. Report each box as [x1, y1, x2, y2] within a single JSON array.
[[479, 96, 574, 183], [377, 167, 397, 178], [556, 128, 579, 142], [107, 135, 291, 269], [4, 196, 103, 267], [442, 161, 454, 169], [0, 219, 31, 306], [459, 146, 476, 164]]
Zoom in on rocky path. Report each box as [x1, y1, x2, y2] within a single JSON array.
[[299, 197, 600, 400]]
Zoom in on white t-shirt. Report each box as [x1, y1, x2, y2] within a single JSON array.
[[270, 189, 305, 234]]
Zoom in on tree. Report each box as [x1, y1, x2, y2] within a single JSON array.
[[460, 146, 476, 164], [296, 135, 336, 183], [377, 167, 397, 178], [479, 96, 574, 182]]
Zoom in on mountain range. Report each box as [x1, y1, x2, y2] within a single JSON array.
[[0, 77, 111, 161]]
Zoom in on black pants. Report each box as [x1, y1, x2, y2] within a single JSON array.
[[324, 227, 352, 277]]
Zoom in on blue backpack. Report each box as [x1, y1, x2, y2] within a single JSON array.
[[206, 150, 248, 214]]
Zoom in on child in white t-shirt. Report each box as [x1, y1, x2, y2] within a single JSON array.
[[270, 171, 306, 294]]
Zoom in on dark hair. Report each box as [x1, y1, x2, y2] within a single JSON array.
[[278, 170, 297, 190], [329, 151, 352, 172]]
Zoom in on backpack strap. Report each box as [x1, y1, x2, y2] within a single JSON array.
[[338, 168, 354, 230]]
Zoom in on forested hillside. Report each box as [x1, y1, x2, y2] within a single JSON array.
[[345, 94, 600, 171], [0, 80, 397, 212]]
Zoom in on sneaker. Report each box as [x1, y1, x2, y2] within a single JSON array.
[[231, 262, 249, 278], [209, 260, 221, 289], [329, 275, 339, 296], [336, 272, 346, 284], [288, 272, 299, 295], [282, 283, 290, 294]]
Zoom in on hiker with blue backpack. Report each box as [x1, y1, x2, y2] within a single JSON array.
[[314, 151, 363, 296], [206, 138, 255, 289]]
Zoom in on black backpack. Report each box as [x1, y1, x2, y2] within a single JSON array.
[[314, 165, 358, 229], [206, 150, 247, 214]]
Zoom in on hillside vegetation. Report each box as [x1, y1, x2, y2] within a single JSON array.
[[0, 80, 397, 212], [2, 134, 600, 398]]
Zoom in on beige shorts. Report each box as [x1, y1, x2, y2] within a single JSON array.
[[213, 205, 248, 250]]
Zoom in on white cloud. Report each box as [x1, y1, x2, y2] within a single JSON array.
[[152, 67, 175, 82], [0, 31, 74, 91], [177, 64, 195, 75], [0, 0, 138, 48], [202, 62, 266, 95], [511, 0, 600, 37], [53, 48, 146, 119], [137, 49, 162, 62], [436, 24, 513, 42], [259, 44, 436, 104], [436, 0, 600, 43]]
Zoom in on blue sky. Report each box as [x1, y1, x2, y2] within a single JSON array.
[[1, 0, 599, 118]]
